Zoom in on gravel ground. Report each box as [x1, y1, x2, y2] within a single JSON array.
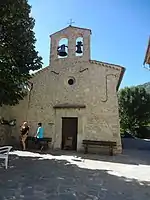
[[0, 149, 150, 200]]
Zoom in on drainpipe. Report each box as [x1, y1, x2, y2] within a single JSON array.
[[101, 74, 117, 102], [25, 81, 33, 121]]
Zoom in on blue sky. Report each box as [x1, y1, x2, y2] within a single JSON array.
[[29, 0, 150, 88]]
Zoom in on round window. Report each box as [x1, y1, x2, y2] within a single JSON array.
[[68, 78, 74, 85], [67, 77, 75, 85]]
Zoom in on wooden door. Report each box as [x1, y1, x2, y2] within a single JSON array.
[[62, 117, 78, 150]]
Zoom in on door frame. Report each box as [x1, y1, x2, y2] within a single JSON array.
[[53, 109, 84, 151], [61, 117, 78, 150]]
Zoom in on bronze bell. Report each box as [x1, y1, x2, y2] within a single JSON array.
[[57, 44, 68, 57], [76, 41, 83, 54]]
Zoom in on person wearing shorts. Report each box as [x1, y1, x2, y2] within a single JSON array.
[[20, 122, 29, 150]]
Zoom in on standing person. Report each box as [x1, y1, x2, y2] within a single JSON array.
[[35, 122, 44, 139], [20, 122, 29, 150], [34, 123, 44, 150]]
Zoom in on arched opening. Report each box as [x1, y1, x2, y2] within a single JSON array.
[[57, 38, 68, 58], [76, 37, 83, 56]]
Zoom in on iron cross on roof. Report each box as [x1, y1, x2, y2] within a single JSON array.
[[68, 19, 75, 26]]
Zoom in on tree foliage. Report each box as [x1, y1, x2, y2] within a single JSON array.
[[0, 0, 42, 106], [118, 86, 150, 135]]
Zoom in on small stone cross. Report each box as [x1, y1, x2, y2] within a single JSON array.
[[68, 19, 75, 26]]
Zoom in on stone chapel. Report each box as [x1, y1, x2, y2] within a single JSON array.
[[1, 25, 125, 153]]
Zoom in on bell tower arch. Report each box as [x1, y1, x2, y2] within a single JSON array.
[[49, 25, 91, 65]]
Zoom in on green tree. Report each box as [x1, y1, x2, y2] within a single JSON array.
[[0, 0, 42, 106], [118, 86, 150, 136]]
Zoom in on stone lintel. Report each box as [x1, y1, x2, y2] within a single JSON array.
[[53, 103, 86, 109]]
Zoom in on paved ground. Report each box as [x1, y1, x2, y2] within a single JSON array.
[[0, 150, 150, 200]]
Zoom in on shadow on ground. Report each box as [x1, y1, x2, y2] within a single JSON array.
[[0, 154, 150, 200], [13, 139, 150, 166], [46, 149, 150, 166]]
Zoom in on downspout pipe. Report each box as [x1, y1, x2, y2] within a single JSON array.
[[25, 81, 33, 120]]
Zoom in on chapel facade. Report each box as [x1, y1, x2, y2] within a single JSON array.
[[1, 25, 125, 153]]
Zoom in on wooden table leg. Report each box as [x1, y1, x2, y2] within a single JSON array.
[[84, 144, 88, 154], [110, 145, 113, 156], [46, 141, 49, 150]]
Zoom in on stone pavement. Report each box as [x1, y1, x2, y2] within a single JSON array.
[[0, 150, 150, 200]]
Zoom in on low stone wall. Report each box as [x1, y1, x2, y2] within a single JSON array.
[[0, 125, 19, 147], [0, 125, 11, 146], [122, 138, 150, 150]]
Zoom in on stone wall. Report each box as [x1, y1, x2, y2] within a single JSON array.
[[7, 59, 123, 153]]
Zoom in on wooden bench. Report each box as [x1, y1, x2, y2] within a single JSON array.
[[82, 140, 116, 156], [26, 136, 52, 151]]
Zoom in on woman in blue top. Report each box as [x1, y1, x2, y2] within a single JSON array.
[[35, 122, 44, 150], [35, 123, 44, 138]]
